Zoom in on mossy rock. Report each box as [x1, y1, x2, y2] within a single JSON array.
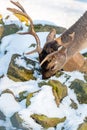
[[7, 54, 36, 82], [0, 111, 6, 121], [84, 74, 87, 82], [26, 90, 40, 107], [0, 24, 22, 39], [34, 24, 66, 34], [69, 79, 87, 104], [70, 99, 78, 109], [48, 80, 67, 106], [1, 89, 14, 97], [0, 126, 6, 130], [0, 26, 4, 39], [78, 122, 87, 130], [10, 112, 29, 130], [38, 81, 48, 87], [26, 93, 34, 107], [84, 117, 87, 122], [10, 112, 23, 129], [17, 91, 29, 102], [31, 114, 66, 128], [55, 71, 64, 78]]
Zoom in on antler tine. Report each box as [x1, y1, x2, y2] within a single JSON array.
[[10, 0, 26, 13], [7, 0, 42, 54]]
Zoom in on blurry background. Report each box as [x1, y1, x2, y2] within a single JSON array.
[[0, 0, 87, 28]]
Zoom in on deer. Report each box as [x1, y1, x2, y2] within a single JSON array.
[[7, 1, 87, 79]]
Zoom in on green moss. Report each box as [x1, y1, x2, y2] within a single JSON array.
[[26, 93, 33, 107], [34, 24, 66, 34], [0, 24, 22, 39], [48, 80, 67, 106], [84, 74, 87, 82], [70, 99, 78, 109], [55, 71, 64, 78], [26, 90, 40, 107], [1, 89, 15, 97], [38, 81, 48, 87], [18, 91, 28, 102], [31, 114, 66, 128], [7, 54, 36, 82], [69, 79, 87, 104], [78, 123, 87, 130]]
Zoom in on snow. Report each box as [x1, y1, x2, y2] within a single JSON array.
[[0, 93, 21, 117], [0, 0, 87, 130]]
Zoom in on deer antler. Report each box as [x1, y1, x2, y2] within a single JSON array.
[[40, 11, 87, 78], [7, 0, 42, 54]]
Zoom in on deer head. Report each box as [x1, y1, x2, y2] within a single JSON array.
[[7, 1, 87, 79], [40, 11, 87, 78]]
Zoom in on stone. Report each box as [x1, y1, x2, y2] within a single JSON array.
[[26, 90, 40, 107], [7, 54, 36, 82], [0, 26, 4, 39], [0, 24, 22, 39], [69, 79, 87, 104], [10, 112, 28, 130], [0, 111, 6, 121], [78, 122, 87, 130], [70, 99, 78, 109], [31, 114, 66, 129], [0, 126, 6, 130], [48, 80, 67, 106], [26, 93, 33, 107], [17, 91, 29, 102]]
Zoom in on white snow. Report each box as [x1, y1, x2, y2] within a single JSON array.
[[0, 0, 87, 130], [0, 93, 22, 117]]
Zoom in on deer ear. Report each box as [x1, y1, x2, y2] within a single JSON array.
[[69, 32, 75, 41]]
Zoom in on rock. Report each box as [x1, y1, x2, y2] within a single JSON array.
[[55, 71, 64, 78], [48, 80, 67, 106], [70, 99, 78, 109], [84, 74, 87, 82], [78, 122, 87, 130], [84, 117, 87, 122], [26, 90, 40, 107], [0, 24, 22, 39], [0, 26, 4, 39], [0, 111, 6, 121], [38, 80, 67, 106], [69, 79, 87, 104], [17, 91, 29, 102], [26, 93, 33, 107], [1, 89, 15, 97], [10, 112, 28, 130], [38, 81, 48, 87], [31, 114, 66, 129], [7, 54, 36, 82], [0, 126, 6, 130]]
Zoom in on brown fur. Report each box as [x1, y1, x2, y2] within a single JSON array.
[[40, 11, 87, 78]]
